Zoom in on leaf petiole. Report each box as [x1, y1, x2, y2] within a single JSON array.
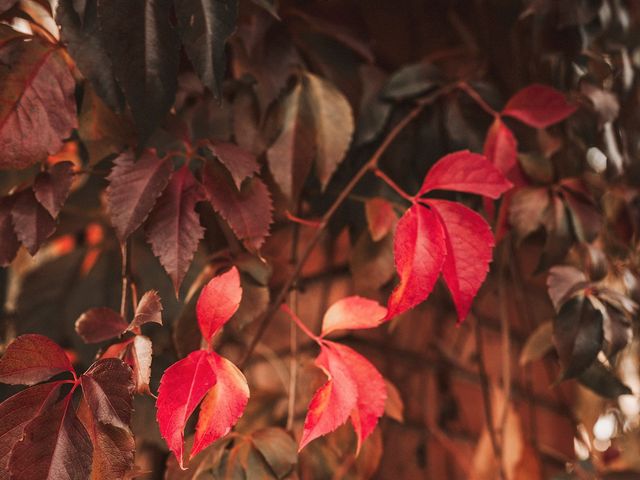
[[280, 304, 321, 344]]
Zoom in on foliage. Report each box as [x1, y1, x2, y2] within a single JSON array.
[[0, 0, 639, 479]]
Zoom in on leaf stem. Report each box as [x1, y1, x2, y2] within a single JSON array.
[[457, 81, 499, 118], [373, 168, 415, 203], [239, 88, 447, 369], [280, 304, 321, 344]]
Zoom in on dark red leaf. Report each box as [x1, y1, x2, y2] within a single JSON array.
[[145, 165, 205, 293], [204, 141, 260, 189], [10, 188, 56, 255], [75, 307, 128, 344], [81, 358, 134, 429], [9, 394, 92, 480], [502, 84, 577, 129], [33, 161, 75, 218], [156, 350, 217, 467], [428, 199, 495, 322], [0, 30, 77, 170], [0, 334, 74, 385], [418, 150, 513, 198], [202, 163, 273, 251], [0, 196, 19, 266], [106, 150, 173, 241], [128, 290, 163, 331], [386, 204, 446, 319], [196, 267, 242, 342], [321, 296, 387, 337], [0, 382, 62, 478], [191, 352, 249, 458]]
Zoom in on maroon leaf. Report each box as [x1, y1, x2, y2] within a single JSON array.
[[106, 150, 173, 241], [204, 141, 260, 189], [502, 84, 577, 129], [0, 30, 77, 170], [128, 290, 163, 331], [75, 307, 128, 344], [9, 394, 92, 480], [10, 188, 56, 255], [0, 382, 62, 478], [0, 196, 19, 266], [202, 163, 273, 251], [145, 165, 205, 292], [33, 161, 75, 218], [0, 334, 74, 386]]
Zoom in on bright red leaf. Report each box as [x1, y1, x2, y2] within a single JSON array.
[[192, 353, 250, 458], [300, 341, 386, 452], [156, 350, 217, 467], [418, 150, 513, 199], [502, 84, 577, 129], [321, 296, 387, 337], [427, 199, 495, 322], [0, 334, 74, 385], [483, 118, 525, 185], [196, 266, 242, 343], [386, 204, 446, 319]]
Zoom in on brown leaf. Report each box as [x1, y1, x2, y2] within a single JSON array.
[[0, 29, 77, 170], [365, 197, 397, 242], [383, 378, 404, 422], [204, 141, 260, 190], [144, 166, 205, 292], [128, 290, 163, 331], [106, 150, 173, 241], [0, 195, 19, 266], [519, 321, 553, 366], [75, 307, 128, 344]]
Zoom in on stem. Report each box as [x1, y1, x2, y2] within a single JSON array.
[[498, 243, 512, 465], [286, 291, 299, 432], [280, 304, 321, 344], [120, 240, 130, 319], [285, 211, 322, 228], [457, 81, 499, 117], [238, 93, 438, 368], [373, 168, 416, 203]]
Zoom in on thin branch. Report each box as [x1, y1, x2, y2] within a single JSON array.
[[457, 81, 499, 118], [286, 222, 300, 432], [497, 243, 512, 472], [373, 168, 415, 203], [280, 304, 320, 343], [238, 91, 444, 368], [119, 240, 131, 319]]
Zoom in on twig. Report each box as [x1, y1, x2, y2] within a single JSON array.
[[238, 91, 442, 368], [119, 240, 130, 319], [373, 168, 415, 203], [457, 81, 499, 117], [497, 242, 512, 472], [286, 223, 300, 432]]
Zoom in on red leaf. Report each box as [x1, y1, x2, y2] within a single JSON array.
[[321, 296, 387, 337], [196, 267, 242, 343], [299, 343, 357, 451], [191, 352, 250, 458], [365, 197, 397, 242], [0, 382, 62, 476], [428, 199, 495, 322], [0, 334, 74, 385], [0, 196, 19, 266], [204, 141, 260, 189], [502, 84, 577, 129], [483, 118, 525, 185], [106, 150, 173, 241], [202, 163, 273, 251], [75, 307, 128, 344], [9, 394, 92, 480], [145, 165, 205, 293], [81, 359, 134, 429], [331, 342, 386, 453], [418, 150, 513, 199], [386, 204, 446, 319], [10, 188, 56, 255], [128, 290, 163, 331], [0, 32, 77, 170], [101, 336, 153, 394], [156, 350, 217, 467], [33, 161, 75, 218]]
